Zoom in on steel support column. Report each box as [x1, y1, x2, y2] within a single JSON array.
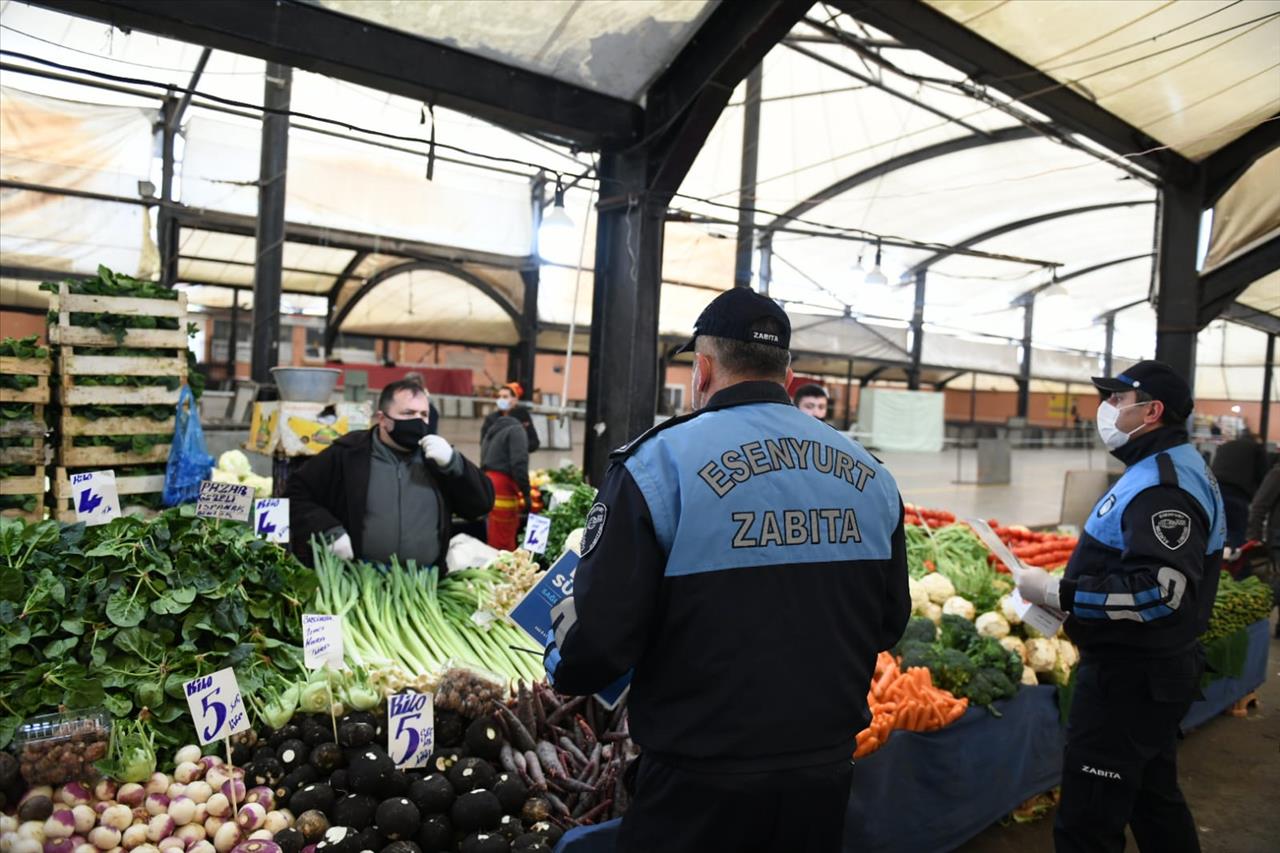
[[1104, 314, 1116, 377], [1017, 297, 1034, 418], [1262, 334, 1275, 445], [158, 97, 179, 288], [734, 65, 763, 288], [843, 358, 854, 430], [583, 153, 665, 484], [907, 269, 926, 390], [1153, 182, 1203, 387], [758, 235, 773, 296], [515, 267, 539, 398], [250, 63, 292, 385], [226, 296, 239, 387]]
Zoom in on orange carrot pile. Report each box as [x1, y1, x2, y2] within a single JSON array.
[[854, 652, 969, 758]]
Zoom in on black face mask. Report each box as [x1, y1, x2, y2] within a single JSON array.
[[386, 415, 431, 448]]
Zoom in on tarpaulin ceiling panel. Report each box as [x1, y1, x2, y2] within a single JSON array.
[[336, 267, 519, 345], [1237, 270, 1280, 317], [1203, 147, 1280, 272], [926, 0, 1280, 159], [315, 0, 715, 101], [181, 113, 533, 260]]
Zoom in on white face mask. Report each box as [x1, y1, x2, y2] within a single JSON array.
[[496, 397, 512, 411], [1096, 400, 1151, 450]]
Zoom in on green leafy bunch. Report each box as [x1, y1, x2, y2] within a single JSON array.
[[539, 483, 598, 569], [0, 507, 317, 748]]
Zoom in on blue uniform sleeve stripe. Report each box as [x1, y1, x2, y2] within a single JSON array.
[[1141, 604, 1175, 621], [1132, 586, 1164, 605], [1073, 605, 1109, 620], [1074, 590, 1108, 605]]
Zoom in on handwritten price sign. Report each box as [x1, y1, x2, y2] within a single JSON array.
[[72, 470, 121, 526], [255, 498, 290, 543], [184, 668, 250, 745], [302, 613, 344, 670], [387, 692, 434, 769], [196, 481, 254, 522], [522, 514, 552, 555]]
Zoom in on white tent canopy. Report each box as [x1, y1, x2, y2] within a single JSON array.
[[1, 0, 1276, 402]]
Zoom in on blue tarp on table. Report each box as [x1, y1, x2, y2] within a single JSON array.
[[557, 623, 1272, 853], [556, 686, 1065, 853], [1181, 618, 1271, 733]]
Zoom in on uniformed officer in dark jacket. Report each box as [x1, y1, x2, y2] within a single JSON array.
[[1015, 360, 1225, 853], [544, 288, 910, 853]]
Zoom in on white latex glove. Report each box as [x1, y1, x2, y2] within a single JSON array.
[[420, 434, 455, 466], [328, 532, 354, 560], [1223, 546, 1241, 562], [1016, 565, 1061, 611]]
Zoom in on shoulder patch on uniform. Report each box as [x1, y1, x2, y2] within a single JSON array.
[[580, 502, 608, 557], [1097, 494, 1117, 517], [1152, 509, 1191, 550]]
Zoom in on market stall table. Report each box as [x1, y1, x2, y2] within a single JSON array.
[[1181, 618, 1271, 733], [554, 685, 1066, 853]]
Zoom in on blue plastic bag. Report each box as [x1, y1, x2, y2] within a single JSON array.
[[163, 385, 215, 506]]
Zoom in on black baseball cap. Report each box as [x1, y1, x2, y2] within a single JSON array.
[[675, 287, 791, 354], [1091, 359, 1193, 418]]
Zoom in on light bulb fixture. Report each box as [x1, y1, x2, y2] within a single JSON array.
[[537, 175, 576, 262], [863, 239, 888, 286], [852, 251, 865, 275]]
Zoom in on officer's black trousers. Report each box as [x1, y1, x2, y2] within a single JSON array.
[[1054, 656, 1202, 853], [617, 754, 853, 853]]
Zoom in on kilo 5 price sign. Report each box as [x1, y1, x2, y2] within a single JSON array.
[[387, 692, 434, 769], [184, 668, 250, 745]]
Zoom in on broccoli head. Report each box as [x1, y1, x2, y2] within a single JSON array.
[[938, 613, 979, 651], [929, 647, 977, 693], [898, 641, 942, 672], [958, 667, 1017, 709], [968, 635, 1023, 683], [893, 617, 938, 653]]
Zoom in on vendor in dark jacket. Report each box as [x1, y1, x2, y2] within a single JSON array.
[[1211, 430, 1266, 547], [286, 377, 494, 569]]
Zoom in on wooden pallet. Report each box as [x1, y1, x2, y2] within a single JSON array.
[[0, 353, 52, 520], [48, 283, 187, 515]]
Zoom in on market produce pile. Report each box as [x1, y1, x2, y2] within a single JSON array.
[[0, 509, 314, 749], [310, 547, 545, 690], [210, 452, 272, 501], [1201, 571, 1274, 643]]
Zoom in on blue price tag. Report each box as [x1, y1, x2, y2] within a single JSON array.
[[507, 551, 630, 709]]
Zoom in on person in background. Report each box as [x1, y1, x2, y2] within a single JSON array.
[[481, 398, 533, 551], [793, 383, 829, 420], [1211, 429, 1266, 548], [482, 381, 541, 452], [1014, 360, 1223, 853], [545, 288, 909, 853], [287, 377, 494, 569], [1245, 458, 1280, 634]]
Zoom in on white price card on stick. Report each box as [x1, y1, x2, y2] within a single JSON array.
[[184, 668, 250, 745], [196, 480, 254, 522], [387, 691, 434, 769], [964, 518, 1067, 637], [522, 513, 552, 554], [302, 613, 344, 669], [254, 498, 290, 543], [71, 470, 121, 526]]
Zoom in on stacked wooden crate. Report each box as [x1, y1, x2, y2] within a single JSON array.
[[0, 349, 52, 521], [48, 282, 187, 521]]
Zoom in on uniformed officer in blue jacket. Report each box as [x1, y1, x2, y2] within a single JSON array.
[[545, 288, 910, 853], [1016, 360, 1225, 853]]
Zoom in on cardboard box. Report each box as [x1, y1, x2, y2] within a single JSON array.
[[246, 401, 372, 456]]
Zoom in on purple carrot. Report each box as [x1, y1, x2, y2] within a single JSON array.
[[547, 695, 587, 727]]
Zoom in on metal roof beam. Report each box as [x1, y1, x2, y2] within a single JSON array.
[[1197, 233, 1280, 327], [906, 200, 1156, 276], [35, 0, 641, 148], [1203, 113, 1280, 206], [833, 0, 1197, 183], [1216, 301, 1280, 337], [325, 259, 520, 351], [759, 125, 1040, 238], [1012, 253, 1155, 304]]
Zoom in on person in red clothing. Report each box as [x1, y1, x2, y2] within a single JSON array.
[[481, 386, 532, 550]]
